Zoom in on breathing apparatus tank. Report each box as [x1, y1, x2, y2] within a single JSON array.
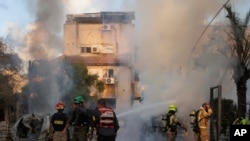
[[189, 110, 196, 125], [161, 114, 167, 129]]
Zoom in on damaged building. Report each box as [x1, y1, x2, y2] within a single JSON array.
[[62, 11, 142, 112]]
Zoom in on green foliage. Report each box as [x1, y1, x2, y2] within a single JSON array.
[[70, 63, 98, 97], [96, 80, 105, 93], [61, 62, 102, 106], [224, 4, 250, 117], [27, 59, 103, 112]]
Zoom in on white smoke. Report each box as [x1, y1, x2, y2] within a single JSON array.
[[1, 0, 250, 140], [117, 0, 242, 140], [133, 0, 235, 106]]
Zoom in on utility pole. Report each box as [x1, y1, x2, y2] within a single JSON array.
[[210, 85, 222, 141]]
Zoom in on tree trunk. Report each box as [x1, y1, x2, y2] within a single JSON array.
[[236, 76, 247, 117]]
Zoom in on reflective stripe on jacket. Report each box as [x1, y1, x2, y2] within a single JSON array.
[[98, 107, 115, 128], [51, 112, 68, 131]]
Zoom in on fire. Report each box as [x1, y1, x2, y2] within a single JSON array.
[[2, 69, 28, 94]]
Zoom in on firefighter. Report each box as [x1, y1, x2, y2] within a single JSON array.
[[48, 102, 68, 141], [165, 104, 187, 141], [189, 109, 201, 141], [233, 114, 248, 125], [197, 103, 213, 141], [63, 95, 93, 141], [91, 99, 120, 141]]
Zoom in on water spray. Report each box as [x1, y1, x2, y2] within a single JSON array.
[[117, 101, 171, 118]]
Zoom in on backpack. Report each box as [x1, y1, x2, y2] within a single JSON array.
[[192, 110, 201, 133]]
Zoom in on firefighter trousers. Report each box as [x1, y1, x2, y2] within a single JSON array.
[[166, 131, 177, 141], [199, 128, 209, 141]]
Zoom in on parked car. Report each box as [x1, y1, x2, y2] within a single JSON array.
[[11, 113, 51, 141]]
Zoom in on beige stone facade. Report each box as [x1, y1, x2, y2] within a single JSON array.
[[63, 12, 140, 112]]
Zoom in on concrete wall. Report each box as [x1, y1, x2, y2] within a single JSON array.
[[63, 13, 136, 113], [88, 66, 133, 112], [0, 122, 11, 141], [64, 23, 134, 56]]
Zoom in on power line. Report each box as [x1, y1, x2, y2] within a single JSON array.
[[189, 0, 230, 57]]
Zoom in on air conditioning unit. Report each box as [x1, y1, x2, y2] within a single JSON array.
[[91, 47, 100, 53], [105, 78, 115, 84], [102, 24, 111, 31]]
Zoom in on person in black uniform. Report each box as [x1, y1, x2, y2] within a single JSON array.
[[48, 101, 68, 141], [63, 95, 93, 141], [92, 99, 119, 141]]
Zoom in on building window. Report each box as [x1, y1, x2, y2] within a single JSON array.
[[81, 47, 91, 53], [108, 69, 114, 78]]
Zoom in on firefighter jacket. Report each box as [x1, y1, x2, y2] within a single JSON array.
[[197, 107, 213, 130], [93, 107, 119, 136], [67, 107, 93, 128], [166, 111, 187, 133], [50, 112, 68, 131]]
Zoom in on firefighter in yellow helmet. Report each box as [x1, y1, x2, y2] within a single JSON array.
[[165, 104, 187, 141], [233, 113, 248, 125], [48, 102, 68, 141]]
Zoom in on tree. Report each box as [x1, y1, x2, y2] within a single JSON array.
[[0, 37, 24, 95], [224, 4, 250, 116], [0, 37, 24, 123], [62, 62, 103, 107], [212, 98, 237, 134], [27, 59, 104, 112]]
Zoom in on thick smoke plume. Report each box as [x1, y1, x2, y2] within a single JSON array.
[[118, 0, 242, 140], [23, 0, 65, 60], [2, 0, 250, 140], [18, 0, 67, 113]]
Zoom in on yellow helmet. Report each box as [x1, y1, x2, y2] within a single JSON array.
[[241, 118, 248, 125], [168, 104, 177, 112], [189, 110, 196, 116]]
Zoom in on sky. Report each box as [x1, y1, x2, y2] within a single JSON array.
[[0, 0, 249, 60], [1, 1, 250, 140], [0, 0, 248, 35]]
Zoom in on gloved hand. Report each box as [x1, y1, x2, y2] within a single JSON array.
[[181, 124, 187, 132], [206, 103, 211, 107], [87, 132, 93, 140], [48, 133, 53, 139]]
